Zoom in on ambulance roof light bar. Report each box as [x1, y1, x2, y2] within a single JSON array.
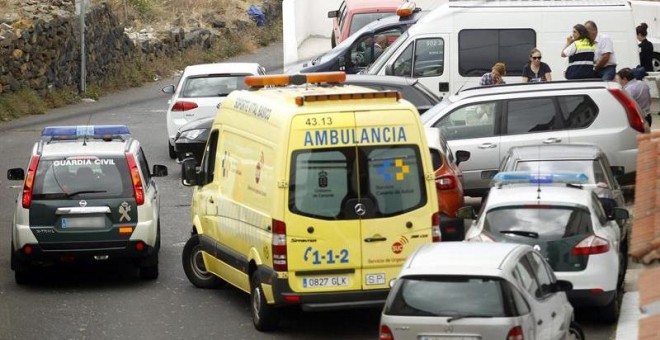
[[397, 2, 419, 17], [492, 171, 589, 187], [41, 125, 131, 142], [244, 72, 347, 89], [295, 90, 401, 106]]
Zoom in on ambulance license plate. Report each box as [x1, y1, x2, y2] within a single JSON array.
[[60, 216, 105, 229], [302, 276, 349, 288], [419, 337, 479, 340]]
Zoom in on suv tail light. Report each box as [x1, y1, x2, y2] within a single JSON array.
[[125, 153, 145, 205], [171, 101, 198, 111], [435, 174, 457, 190], [432, 212, 442, 242], [379, 325, 394, 340], [272, 219, 288, 272], [573, 234, 610, 256], [608, 88, 647, 133], [506, 326, 524, 340], [22, 155, 40, 208]]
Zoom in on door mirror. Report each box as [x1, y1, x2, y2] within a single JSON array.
[[553, 280, 573, 292], [455, 150, 470, 166], [7, 168, 24, 180], [612, 207, 630, 221], [161, 84, 175, 94], [610, 166, 625, 178], [456, 206, 476, 220], [328, 10, 339, 18], [181, 158, 200, 186], [152, 164, 168, 177]]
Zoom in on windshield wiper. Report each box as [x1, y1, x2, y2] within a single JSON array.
[[499, 230, 539, 239], [67, 190, 107, 197], [447, 314, 494, 322]]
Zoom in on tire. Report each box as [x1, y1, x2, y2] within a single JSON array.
[[139, 261, 159, 280], [11, 243, 30, 285], [653, 52, 660, 72], [600, 289, 620, 324], [182, 235, 224, 289], [568, 321, 585, 340], [250, 271, 280, 332], [331, 31, 336, 48], [168, 141, 177, 159]]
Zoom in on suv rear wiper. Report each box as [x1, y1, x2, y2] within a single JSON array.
[[67, 190, 107, 197], [499, 230, 539, 238], [447, 314, 495, 322]]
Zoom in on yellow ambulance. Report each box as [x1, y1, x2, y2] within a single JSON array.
[[180, 72, 440, 331]]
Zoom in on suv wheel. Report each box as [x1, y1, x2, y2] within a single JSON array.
[[250, 271, 279, 332], [600, 289, 620, 324], [11, 244, 31, 285], [168, 142, 177, 159], [568, 321, 585, 340], [182, 235, 224, 288]]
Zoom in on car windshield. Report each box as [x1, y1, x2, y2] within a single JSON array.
[[513, 160, 604, 184], [385, 276, 509, 317], [32, 156, 133, 199], [349, 12, 396, 36], [366, 31, 409, 74], [181, 74, 250, 98], [484, 205, 593, 240]]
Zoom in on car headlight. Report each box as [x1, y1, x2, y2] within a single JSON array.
[[178, 129, 206, 140]]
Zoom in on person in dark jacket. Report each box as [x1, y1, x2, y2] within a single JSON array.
[[637, 22, 654, 73]]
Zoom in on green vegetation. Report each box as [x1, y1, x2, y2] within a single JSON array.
[[0, 0, 281, 122]]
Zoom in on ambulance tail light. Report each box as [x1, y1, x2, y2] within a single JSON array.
[[125, 153, 145, 205], [171, 101, 198, 112], [272, 219, 288, 272], [431, 212, 441, 242], [22, 155, 40, 208]]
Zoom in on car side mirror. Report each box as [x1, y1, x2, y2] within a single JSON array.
[[181, 158, 200, 186], [553, 280, 573, 292], [455, 150, 470, 166], [456, 206, 476, 220], [327, 10, 339, 18], [7, 168, 24, 180], [610, 166, 625, 178], [152, 164, 168, 177], [161, 84, 175, 94], [612, 207, 629, 221]]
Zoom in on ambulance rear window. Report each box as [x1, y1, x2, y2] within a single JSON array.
[[32, 156, 133, 199], [289, 145, 426, 220]]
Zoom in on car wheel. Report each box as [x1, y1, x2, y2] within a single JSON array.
[[182, 235, 224, 288], [11, 243, 31, 285], [568, 321, 585, 340], [168, 142, 177, 159], [653, 52, 660, 72], [600, 289, 621, 324], [250, 271, 279, 332], [331, 31, 336, 48]]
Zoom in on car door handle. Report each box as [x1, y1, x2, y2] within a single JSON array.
[[364, 237, 387, 242], [551, 312, 557, 318], [208, 197, 214, 204], [537, 319, 543, 326], [543, 137, 562, 144], [478, 143, 497, 149]]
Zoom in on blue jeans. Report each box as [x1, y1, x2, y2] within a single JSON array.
[[596, 65, 616, 81]]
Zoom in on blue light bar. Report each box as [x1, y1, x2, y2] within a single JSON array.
[[492, 171, 589, 186], [41, 125, 131, 140]]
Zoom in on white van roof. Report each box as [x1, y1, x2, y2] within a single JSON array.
[[445, 0, 628, 7]]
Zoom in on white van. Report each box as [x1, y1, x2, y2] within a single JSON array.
[[365, 0, 639, 98]]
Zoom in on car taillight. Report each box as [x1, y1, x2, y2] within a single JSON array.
[[379, 325, 394, 340], [171, 101, 198, 111], [608, 88, 647, 133], [125, 153, 144, 205], [435, 174, 457, 190], [272, 219, 287, 272], [506, 326, 524, 340], [432, 212, 441, 242], [467, 233, 495, 242], [573, 234, 610, 256], [22, 155, 40, 208]]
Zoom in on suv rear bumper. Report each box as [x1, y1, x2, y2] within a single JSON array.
[[567, 289, 617, 307], [12, 240, 158, 267]]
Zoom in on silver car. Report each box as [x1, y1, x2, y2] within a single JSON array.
[[380, 242, 581, 340], [421, 80, 649, 197]]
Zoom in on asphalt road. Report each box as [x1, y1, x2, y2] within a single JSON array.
[[0, 42, 616, 339]]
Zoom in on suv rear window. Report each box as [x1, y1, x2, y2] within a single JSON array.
[[289, 145, 427, 220], [32, 156, 133, 199], [384, 275, 521, 317], [484, 206, 593, 239], [182, 75, 249, 98]]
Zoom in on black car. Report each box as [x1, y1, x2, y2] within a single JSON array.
[[344, 74, 440, 114], [295, 7, 425, 75], [173, 116, 214, 163]]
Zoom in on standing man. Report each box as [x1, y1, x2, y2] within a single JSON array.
[[585, 20, 617, 80], [616, 67, 652, 126]]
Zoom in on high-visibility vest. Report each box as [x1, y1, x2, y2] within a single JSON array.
[[566, 39, 596, 79]]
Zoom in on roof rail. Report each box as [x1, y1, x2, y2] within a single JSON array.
[[458, 79, 609, 95]]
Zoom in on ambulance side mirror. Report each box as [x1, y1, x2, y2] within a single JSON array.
[[181, 158, 200, 186]]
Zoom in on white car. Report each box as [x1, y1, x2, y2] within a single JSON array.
[[461, 171, 629, 324], [161, 62, 266, 158], [381, 242, 580, 340]]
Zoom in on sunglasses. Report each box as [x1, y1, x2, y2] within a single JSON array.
[[531, 56, 542, 60]]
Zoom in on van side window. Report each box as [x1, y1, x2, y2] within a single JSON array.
[[201, 130, 219, 184], [433, 102, 498, 141], [458, 29, 535, 76], [393, 43, 414, 77], [558, 95, 599, 129], [505, 98, 557, 135], [413, 38, 444, 77]]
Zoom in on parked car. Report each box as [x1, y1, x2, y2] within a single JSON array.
[[381, 242, 581, 340], [161, 62, 266, 159], [345, 74, 440, 114], [328, 0, 407, 48], [421, 80, 649, 197], [425, 127, 470, 241], [461, 171, 629, 323], [298, 3, 424, 74], [173, 116, 214, 163]]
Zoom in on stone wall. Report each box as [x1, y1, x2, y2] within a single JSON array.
[[0, 0, 282, 96]]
